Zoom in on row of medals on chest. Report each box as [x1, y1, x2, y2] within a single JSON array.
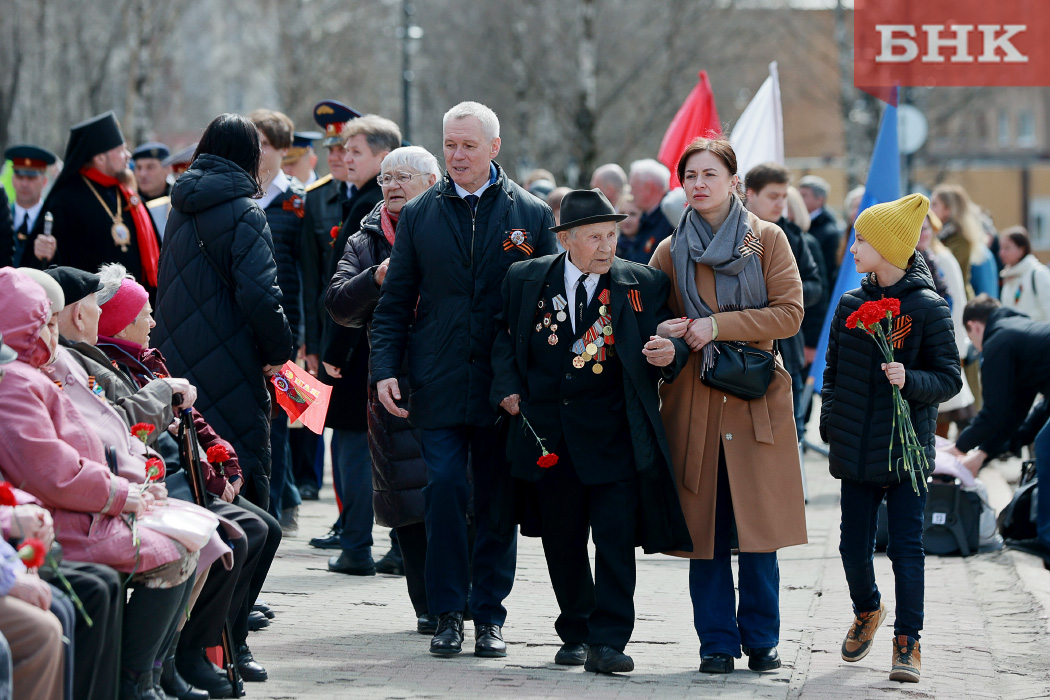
[[535, 290, 614, 375]]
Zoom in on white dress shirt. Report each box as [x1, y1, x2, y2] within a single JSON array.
[[564, 255, 599, 333], [13, 201, 43, 232], [452, 163, 498, 200], [256, 170, 290, 210]]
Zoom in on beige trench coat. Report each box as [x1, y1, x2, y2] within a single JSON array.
[[649, 212, 808, 559]]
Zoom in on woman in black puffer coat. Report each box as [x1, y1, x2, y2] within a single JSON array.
[[154, 113, 293, 509], [326, 146, 440, 628]]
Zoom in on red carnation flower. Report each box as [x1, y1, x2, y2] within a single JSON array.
[[330, 225, 340, 239], [130, 423, 155, 443], [0, 482, 16, 507], [845, 309, 864, 330], [145, 457, 165, 482], [17, 538, 47, 570], [537, 453, 559, 469], [206, 445, 230, 464]]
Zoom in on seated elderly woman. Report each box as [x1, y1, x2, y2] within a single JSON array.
[[0, 268, 199, 700], [73, 263, 282, 693]]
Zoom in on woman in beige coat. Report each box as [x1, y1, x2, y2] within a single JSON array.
[[650, 138, 807, 675]]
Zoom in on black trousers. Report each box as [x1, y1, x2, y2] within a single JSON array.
[[533, 446, 639, 651], [60, 561, 123, 700], [181, 499, 268, 649], [396, 522, 428, 617], [231, 495, 281, 643]]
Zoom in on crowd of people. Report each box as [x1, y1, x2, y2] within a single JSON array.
[[0, 91, 1047, 700]]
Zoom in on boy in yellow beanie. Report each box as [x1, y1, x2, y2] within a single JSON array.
[[818, 193, 963, 683]]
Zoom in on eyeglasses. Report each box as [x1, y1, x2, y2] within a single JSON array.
[[377, 171, 424, 187]]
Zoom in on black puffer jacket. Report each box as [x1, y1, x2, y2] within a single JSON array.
[[153, 154, 293, 507], [369, 163, 557, 429], [820, 254, 962, 485], [327, 202, 426, 527]]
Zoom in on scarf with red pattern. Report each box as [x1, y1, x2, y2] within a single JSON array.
[[80, 167, 160, 287], [380, 204, 399, 248]]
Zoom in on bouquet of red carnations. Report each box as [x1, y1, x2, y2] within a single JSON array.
[[846, 298, 927, 493]]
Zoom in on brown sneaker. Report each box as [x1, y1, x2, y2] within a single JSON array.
[[889, 635, 921, 683], [841, 601, 887, 661]]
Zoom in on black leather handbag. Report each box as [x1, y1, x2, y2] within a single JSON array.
[[701, 341, 778, 401]]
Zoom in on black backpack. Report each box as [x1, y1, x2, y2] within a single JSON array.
[[923, 476, 982, 556], [875, 476, 982, 556], [998, 461, 1038, 541]]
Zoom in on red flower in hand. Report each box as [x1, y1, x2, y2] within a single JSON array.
[[0, 482, 16, 507], [206, 445, 230, 464], [145, 457, 165, 482], [130, 423, 155, 443], [537, 453, 559, 469], [17, 538, 47, 570]]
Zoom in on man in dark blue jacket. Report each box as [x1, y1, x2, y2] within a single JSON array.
[[370, 101, 557, 659], [951, 296, 1050, 560]]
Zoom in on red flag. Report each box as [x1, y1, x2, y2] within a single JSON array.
[[270, 361, 332, 434], [658, 70, 722, 188]]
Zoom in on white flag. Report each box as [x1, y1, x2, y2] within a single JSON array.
[[729, 62, 784, 178]]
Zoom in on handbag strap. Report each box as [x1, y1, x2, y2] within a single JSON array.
[[192, 216, 234, 290]]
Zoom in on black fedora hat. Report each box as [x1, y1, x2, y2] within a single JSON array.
[[550, 188, 627, 232]]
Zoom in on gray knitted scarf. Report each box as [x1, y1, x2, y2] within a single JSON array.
[[670, 195, 768, 372]]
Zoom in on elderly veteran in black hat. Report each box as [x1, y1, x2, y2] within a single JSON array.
[[490, 188, 692, 674], [3, 145, 57, 267], [131, 142, 172, 201], [20, 112, 161, 298]]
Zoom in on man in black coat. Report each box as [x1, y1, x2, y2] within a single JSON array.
[[490, 189, 691, 674], [370, 102, 557, 658], [799, 175, 844, 295], [21, 112, 162, 296], [744, 163, 823, 440], [319, 115, 402, 575], [950, 297, 1050, 559]]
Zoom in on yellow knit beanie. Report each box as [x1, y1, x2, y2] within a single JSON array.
[[854, 193, 930, 269]]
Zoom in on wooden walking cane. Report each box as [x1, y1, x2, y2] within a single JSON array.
[[178, 408, 244, 697]]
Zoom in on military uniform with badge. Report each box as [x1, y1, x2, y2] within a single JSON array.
[[145, 143, 196, 242], [4, 145, 57, 267]]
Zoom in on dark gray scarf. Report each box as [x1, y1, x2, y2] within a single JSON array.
[[670, 196, 768, 371]]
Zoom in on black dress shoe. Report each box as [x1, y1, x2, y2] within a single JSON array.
[[430, 612, 464, 656], [235, 643, 268, 682], [584, 645, 634, 674], [744, 646, 781, 672], [175, 649, 233, 698], [554, 642, 588, 666], [247, 610, 269, 631], [309, 529, 342, 550], [417, 613, 438, 635], [328, 552, 376, 575], [375, 547, 405, 576], [474, 623, 507, 658], [298, 483, 319, 500], [252, 602, 275, 620], [162, 656, 209, 700], [700, 653, 735, 674]]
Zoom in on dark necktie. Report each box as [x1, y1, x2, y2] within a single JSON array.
[[465, 194, 479, 213], [575, 275, 588, 333], [16, 214, 29, 240]]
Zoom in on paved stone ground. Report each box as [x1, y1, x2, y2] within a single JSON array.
[[244, 435, 1050, 700]]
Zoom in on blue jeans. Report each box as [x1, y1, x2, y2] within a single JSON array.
[[331, 429, 375, 560], [1034, 417, 1050, 548], [48, 586, 74, 700], [839, 479, 927, 639], [689, 454, 780, 657], [419, 426, 517, 625]]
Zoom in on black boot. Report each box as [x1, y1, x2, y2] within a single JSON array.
[[119, 669, 160, 700], [375, 547, 404, 576], [162, 656, 209, 700], [430, 612, 464, 656], [174, 648, 232, 699]]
